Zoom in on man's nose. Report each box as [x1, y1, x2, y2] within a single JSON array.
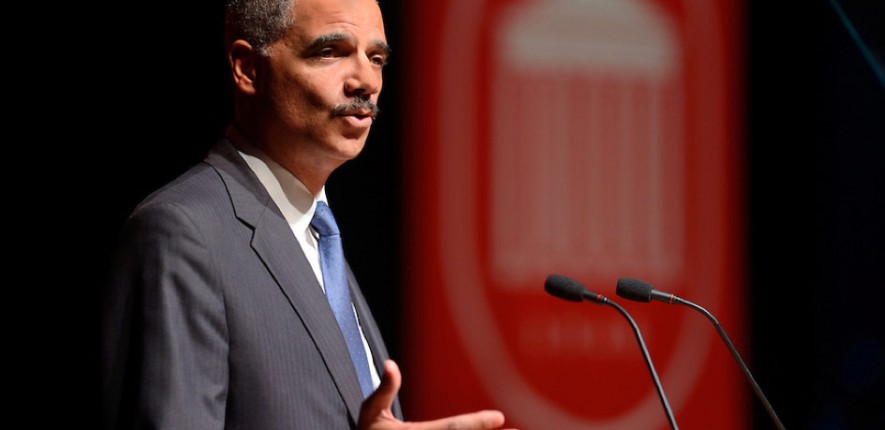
[[344, 54, 383, 97]]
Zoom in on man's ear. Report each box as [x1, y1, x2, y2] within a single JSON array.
[[229, 40, 258, 95]]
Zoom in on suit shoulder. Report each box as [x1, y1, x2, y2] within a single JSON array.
[[130, 162, 230, 221]]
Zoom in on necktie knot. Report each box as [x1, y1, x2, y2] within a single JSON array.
[[311, 201, 340, 237]]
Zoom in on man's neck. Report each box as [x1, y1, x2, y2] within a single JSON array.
[[226, 123, 336, 197]]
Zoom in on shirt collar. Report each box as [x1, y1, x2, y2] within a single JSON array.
[[226, 126, 327, 233]]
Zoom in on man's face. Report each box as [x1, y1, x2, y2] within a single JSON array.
[[257, 0, 388, 168]]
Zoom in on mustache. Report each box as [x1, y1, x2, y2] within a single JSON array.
[[331, 98, 380, 119]]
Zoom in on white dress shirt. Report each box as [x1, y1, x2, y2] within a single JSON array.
[[231, 135, 381, 391]]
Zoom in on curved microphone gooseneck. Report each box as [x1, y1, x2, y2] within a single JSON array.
[[545, 274, 679, 430], [616, 277, 786, 430]]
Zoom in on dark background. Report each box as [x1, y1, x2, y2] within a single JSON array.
[[54, 0, 883, 428], [747, 0, 884, 428]]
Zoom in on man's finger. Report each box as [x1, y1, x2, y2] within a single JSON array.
[[415, 410, 508, 430]]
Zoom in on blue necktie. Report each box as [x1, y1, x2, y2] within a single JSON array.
[[311, 201, 374, 398]]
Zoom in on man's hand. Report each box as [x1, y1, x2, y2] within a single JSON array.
[[358, 360, 517, 430]]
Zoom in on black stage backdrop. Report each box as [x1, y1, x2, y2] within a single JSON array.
[[747, 1, 884, 428], [51, 0, 882, 428]]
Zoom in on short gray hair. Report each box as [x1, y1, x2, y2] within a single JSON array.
[[225, 0, 296, 55]]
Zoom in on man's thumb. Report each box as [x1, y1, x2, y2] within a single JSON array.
[[359, 360, 402, 425]]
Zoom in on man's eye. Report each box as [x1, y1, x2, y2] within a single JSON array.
[[371, 55, 388, 66], [318, 47, 336, 57]]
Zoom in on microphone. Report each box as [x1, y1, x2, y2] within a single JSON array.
[[544, 274, 609, 304], [616, 278, 787, 430], [544, 275, 679, 430]]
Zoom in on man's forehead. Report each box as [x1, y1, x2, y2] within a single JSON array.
[[284, 0, 385, 45], [292, 0, 385, 30]]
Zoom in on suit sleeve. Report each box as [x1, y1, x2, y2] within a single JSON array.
[[103, 201, 229, 430]]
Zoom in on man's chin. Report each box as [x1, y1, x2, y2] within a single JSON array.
[[328, 137, 369, 161]]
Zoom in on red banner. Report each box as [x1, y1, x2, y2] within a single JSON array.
[[403, 1, 746, 428]]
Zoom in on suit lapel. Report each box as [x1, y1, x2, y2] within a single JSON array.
[[205, 140, 366, 422], [347, 267, 388, 371], [347, 267, 403, 419]]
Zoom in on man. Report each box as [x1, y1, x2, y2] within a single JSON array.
[[101, 0, 514, 429]]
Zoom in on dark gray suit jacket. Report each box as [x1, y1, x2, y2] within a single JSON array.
[[102, 139, 398, 429]]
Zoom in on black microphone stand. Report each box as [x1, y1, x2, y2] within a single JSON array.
[[604, 299, 679, 430], [672, 297, 786, 430], [616, 277, 786, 430], [545, 275, 679, 429]]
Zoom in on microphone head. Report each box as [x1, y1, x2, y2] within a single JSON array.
[[545, 274, 588, 302], [616, 277, 655, 302]]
